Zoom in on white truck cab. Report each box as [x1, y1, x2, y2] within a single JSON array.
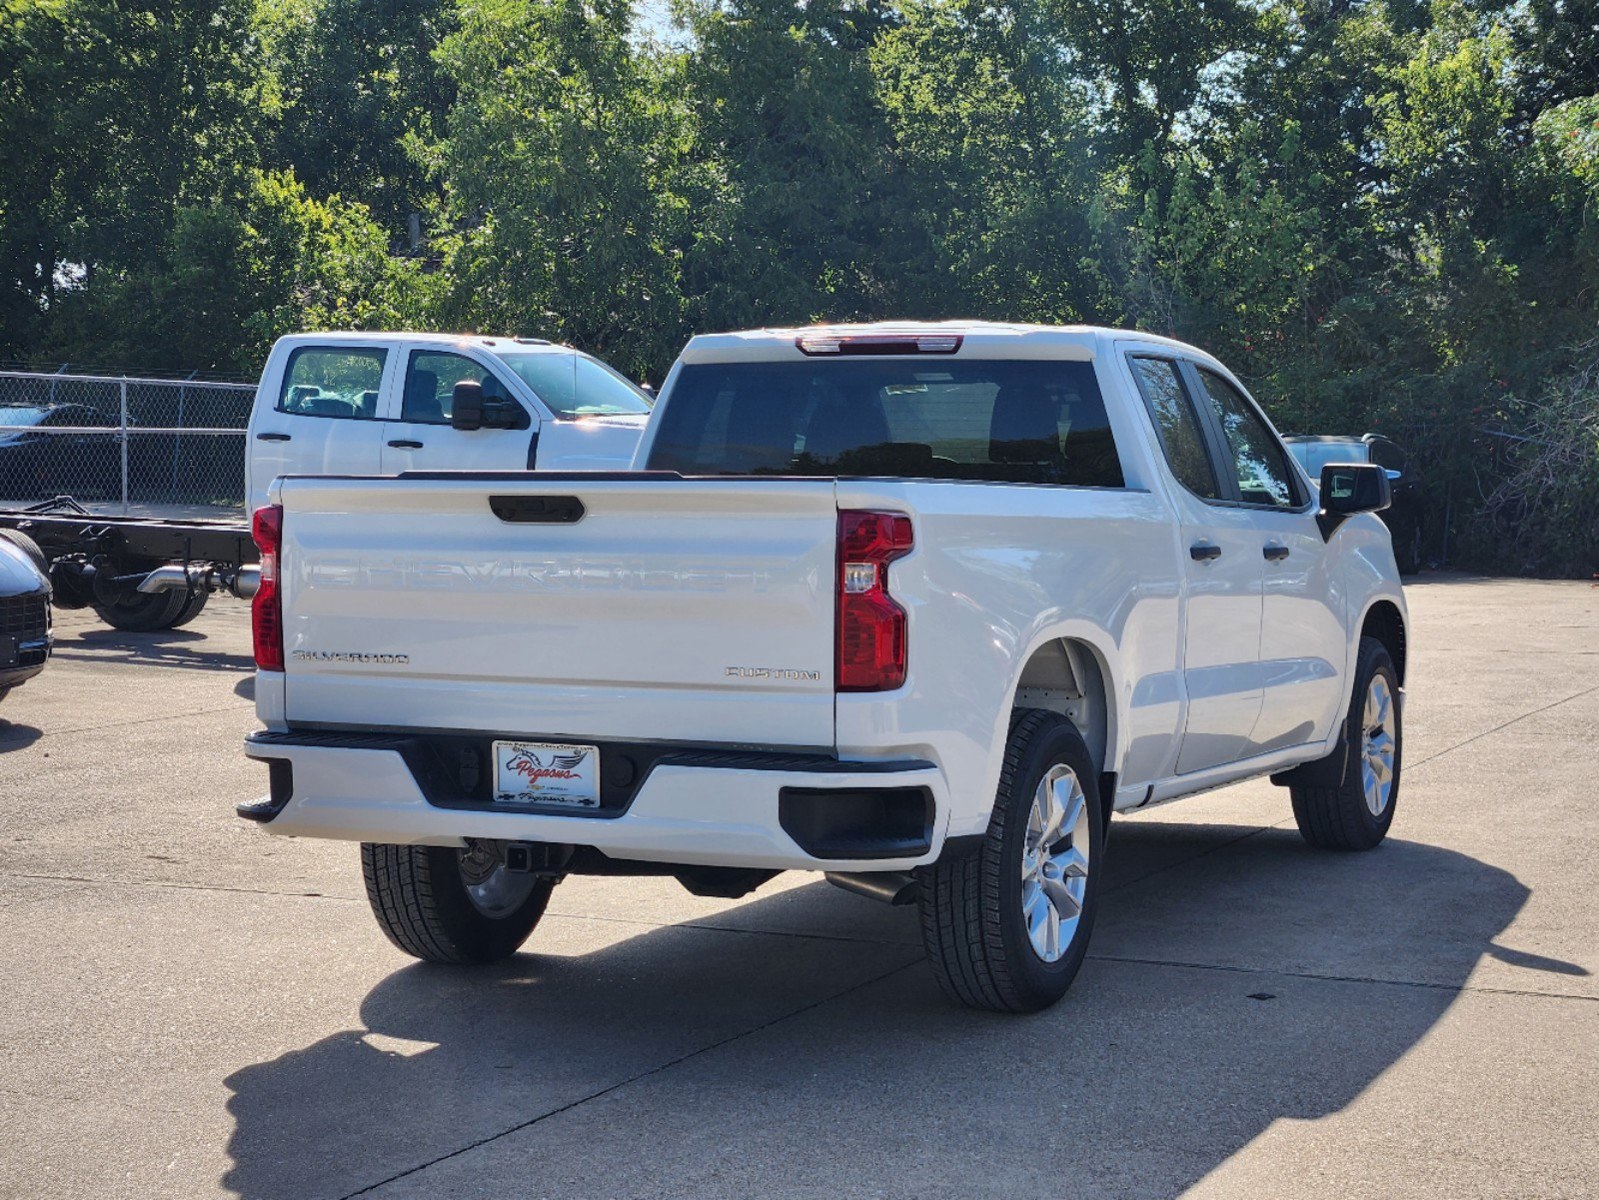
[[244, 332, 652, 512]]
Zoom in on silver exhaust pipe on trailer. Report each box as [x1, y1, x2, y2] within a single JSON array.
[[137, 563, 260, 599], [136, 565, 205, 594]]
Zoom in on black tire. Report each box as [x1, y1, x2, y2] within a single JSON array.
[[91, 588, 190, 632], [0, 529, 48, 574], [1291, 637, 1401, 851], [916, 709, 1105, 1012], [361, 842, 555, 964], [168, 587, 210, 628]]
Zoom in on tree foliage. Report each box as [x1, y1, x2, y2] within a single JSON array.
[[1, 0, 1596, 570]]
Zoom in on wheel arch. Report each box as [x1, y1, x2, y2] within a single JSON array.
[[1008, 631, 1121, 825], [1359, 598, 1408, 685]]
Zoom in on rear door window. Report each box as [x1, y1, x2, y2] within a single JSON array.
[[647, 359, 1124, 487], [277, 347, 387, 420], [1128, 357, 1222, 500]]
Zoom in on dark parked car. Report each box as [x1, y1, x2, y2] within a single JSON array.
[[0, 404, 120, 502], [1285, 433, 1424, 574], [0, 530, 52, 703]]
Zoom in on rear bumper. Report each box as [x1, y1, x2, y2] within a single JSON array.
[[242, 730, 950, 872]]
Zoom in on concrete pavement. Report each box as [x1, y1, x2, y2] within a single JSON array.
[[0, 576, 1594, 1198]]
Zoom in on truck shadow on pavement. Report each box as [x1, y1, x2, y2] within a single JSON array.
[[51, 627, 254, 673], [222, 824, 1543, 1199]]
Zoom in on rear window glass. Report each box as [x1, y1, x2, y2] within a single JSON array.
[[646, 359, 1124, 487], [277, 347, 386, 419]]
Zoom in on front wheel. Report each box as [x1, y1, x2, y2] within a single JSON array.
[[917, 709, 1104, 1012], [360, 841, 555, 964], [1290, 637, 1402, 850]]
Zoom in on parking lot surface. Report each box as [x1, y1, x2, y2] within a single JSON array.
[[1, 576, 1595, 1199]]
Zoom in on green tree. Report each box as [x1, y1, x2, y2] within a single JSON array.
[[675, 0, 901, 328], [260, 0, 457, 234], [434, 0, 693, 379], [872, 0, 1112, 322]]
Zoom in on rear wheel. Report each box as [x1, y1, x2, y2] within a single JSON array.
[[1290, 637, 1401, 850], [91, 588, 190, 632], [168, 587, 210, 628], [361, 841, 555, 964], [917, 709, 1104, 1012]]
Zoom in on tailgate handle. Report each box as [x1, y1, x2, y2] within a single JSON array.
[[489, 495, 585, 524]]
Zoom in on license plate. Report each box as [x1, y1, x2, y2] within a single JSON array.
[[492, 741, 600, 808]]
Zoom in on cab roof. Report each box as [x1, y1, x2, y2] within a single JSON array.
[[274, 331, 572, 355], [677, 321, 1212, 365]]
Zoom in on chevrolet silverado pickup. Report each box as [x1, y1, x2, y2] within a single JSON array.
[[241, 323, 1407, 1012]]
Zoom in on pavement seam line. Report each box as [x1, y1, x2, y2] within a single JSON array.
[[0, 873, 912, 948], [1405, 679, 1599, 771], [1088, 952, 1599, 1004], [339, 958, 923, 1199], [0, 870, 365, 904]]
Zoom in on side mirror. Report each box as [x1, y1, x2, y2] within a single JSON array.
[[451, 380, 485, 431], [450, 381, 528, 431], [1317, 462, 1391, 539]]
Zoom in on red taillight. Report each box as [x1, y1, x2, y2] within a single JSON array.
[[836, 510, 913, 692], [252, 504, 284, 671]]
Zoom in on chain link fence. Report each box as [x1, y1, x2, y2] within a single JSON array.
[[0, 370, 254, 516]]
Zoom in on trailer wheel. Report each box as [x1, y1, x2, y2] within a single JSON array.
[[48, 563, 94, 609], [0, 529, 48, 575], [168, 588, 210, 628], [92, 589, 191, 632]]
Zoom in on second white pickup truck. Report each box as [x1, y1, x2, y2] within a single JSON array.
[[242, 322, 1407, 1012]]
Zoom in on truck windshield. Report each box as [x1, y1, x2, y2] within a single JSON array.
[[496, 350, 653, 419], [647, 359, 1123, 487], [1289, 440, 1367, 476]]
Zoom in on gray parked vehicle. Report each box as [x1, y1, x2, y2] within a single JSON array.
[[0, 530, 52, 703]]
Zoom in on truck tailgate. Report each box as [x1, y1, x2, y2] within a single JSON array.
[[275, 475, 839, 747]]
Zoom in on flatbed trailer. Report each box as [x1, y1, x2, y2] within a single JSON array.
[[0, 498, 258, 632]]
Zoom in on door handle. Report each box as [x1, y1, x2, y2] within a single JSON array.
[[1189, 541, 1222, 561], [387, 439, 424, 450], [255, 432, 291, 442], [1263, 544, 1291, 561]]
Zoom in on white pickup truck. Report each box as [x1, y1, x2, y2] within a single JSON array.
[[242, 323, 1407, 1012], [0, 331, 650, 632]]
